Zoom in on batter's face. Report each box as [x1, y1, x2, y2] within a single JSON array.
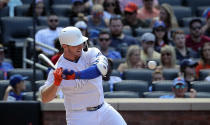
[[63, 44, 83, 61]]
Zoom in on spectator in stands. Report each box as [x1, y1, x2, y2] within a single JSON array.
[[0, 44, 14, 80], [69, 0, 89, 25], [152, 21, 170, 53], [35, 14, 63, 57], [186, 18, 210, 52], [122, 2, 149, 37], [3, 74, 27, 101], [119, 0, 158, 12], [202, 11, 210, 37], [103, 0, 122, 21], [158, 45, 179, 69], [173, 30, 198, 63], [97, 30, 122, 60], [137, 0, 159, 21], [195, 42, 210, 78], [109, 15, 138, 57], [160, 77, 196, 98], [152, 68, 164, 82], [180, 59, 198, 92], [26, 0, 46, 17], [117, 45, 145, 73], [87, 4, 107, 32], [140, 32, 160, 64], [152, 3, 179, 41]]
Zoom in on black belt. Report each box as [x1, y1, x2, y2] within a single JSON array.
[[86, 103, 104, 111]]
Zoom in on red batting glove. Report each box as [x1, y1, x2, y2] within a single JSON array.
[[53, 67, 63, 86]]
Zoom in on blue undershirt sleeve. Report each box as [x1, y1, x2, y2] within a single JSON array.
[[75, 65, 101, 79]]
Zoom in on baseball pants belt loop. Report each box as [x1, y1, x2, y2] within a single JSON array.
[[86, 102, 104, 111]]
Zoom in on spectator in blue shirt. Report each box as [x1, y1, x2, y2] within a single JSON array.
[[160, 77, 196, 98], [97, 30, 122, 60], [3, 74, 28, 101], [0, 44, 14, 79]]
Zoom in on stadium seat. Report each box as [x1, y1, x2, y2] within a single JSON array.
[[111, 69, 121, 77], [172, 27, 190, 35], [143, 91, 173, 98], [180, 17, 206, 27], [104, 91, 139, 98], [0, 6, 9, 17], [14, 4, 30, 16], [23, 80, 32, 92], [0, 80, 9, 100], [112, 59, 125, 70], [191, 81, 210, 92], [123, 69, 153, 82], [37, 16, 70, 27], [103, 81, 110, 92], [199, 69, 210, 80], [152, 80, 173, 91], [197, 6, 209, 17], [159, 0, 182, 6], [115, 80, 149, 97], [27, 25, 47, 37], [51, 5, 71, 17], [0, 17, 33, 45], [184, 0, 210, 16], [185, 92, 210, 98], [8, 68, 44, 81], [162, 68, 179, 80], [172, 6, 192, 24], [22, 92, 34, 100]]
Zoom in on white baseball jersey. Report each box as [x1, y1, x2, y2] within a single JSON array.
[[40, 47, 126, 125]]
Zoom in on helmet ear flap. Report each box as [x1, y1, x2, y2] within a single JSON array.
[[83, 41, 88, 51]]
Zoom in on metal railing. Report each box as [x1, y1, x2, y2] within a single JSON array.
[[23, 37, 59, 70]]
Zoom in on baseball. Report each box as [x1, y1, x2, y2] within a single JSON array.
[[148, 61, 157, 70]]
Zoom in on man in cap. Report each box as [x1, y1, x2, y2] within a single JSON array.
[[122, 2, 149, 37], [3, 74, 27, 101], [140, 32, 160, 64], [160, 77, 196, 98], [40, 26, 126, 125]]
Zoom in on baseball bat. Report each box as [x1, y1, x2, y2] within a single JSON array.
[[38, 53, 56, 70]]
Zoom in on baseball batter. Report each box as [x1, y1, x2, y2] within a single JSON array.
[[40, 26, 127, 125]]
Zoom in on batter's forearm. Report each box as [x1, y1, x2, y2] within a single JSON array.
[[41, 84, 59, 103]]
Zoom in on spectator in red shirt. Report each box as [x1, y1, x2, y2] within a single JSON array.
[[186, 18, 210, 52]]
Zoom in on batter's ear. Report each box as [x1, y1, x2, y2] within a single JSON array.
[[62, 44, 67, 48]]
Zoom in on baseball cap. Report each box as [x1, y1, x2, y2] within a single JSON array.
[[74, 21, 87, 29], [180, 59, 198, 68], [141, 32, 155, 42], [153, 21, 166, 28], [173, 77, 186, 86], [124, 2, 138, 13], [9, 74, 28, 86], [0, 44, 5, 51], [72, 0, 83, 4]]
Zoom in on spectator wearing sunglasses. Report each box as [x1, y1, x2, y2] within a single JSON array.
[[158, 45, 179, 70], [122, 2, 149, 37], [152, 21, 171, 53], [97, 30, 122, 60], [160, 77, 196, 98], [186, 18, 210, 52], [35, 14, 63, 58]]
